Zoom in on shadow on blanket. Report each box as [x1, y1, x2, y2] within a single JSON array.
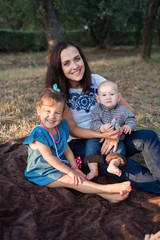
[[0, 138, 160, 240]]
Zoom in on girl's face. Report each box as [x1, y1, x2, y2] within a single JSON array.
[[37, 99, 64, 129], [60, 46, 85, 88]]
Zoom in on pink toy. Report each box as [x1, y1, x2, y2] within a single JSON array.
[[111, 118, 120, 132]]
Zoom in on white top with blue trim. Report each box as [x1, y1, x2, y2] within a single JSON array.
[[67, 74, 107, 141]]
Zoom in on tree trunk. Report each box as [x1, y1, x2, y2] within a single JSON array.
[[141, 0, 160, 58], [36, 0, 65, 60]]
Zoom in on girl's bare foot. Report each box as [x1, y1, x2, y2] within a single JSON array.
[[107, 161, 122, 177], [99, 192, 129, 203], [105, 181, 132, 195]]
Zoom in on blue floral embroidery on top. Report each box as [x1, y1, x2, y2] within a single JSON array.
[[67, 87, 97, 113]]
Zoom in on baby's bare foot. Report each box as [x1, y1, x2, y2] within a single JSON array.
[[86, 170, 98, 180], [107, 159, 122, 177]]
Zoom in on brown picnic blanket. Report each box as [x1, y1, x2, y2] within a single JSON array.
[[0, 138, 160, 240]]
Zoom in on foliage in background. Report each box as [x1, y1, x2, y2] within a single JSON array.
[[0, 0, 41, 30], [53, 0, 160, 48], [0, 0, 160, 49], [0, 28, 143, 52], [0, 30, 47, 51]]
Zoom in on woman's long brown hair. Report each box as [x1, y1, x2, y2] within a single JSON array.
[[45, 40, 92, 100]]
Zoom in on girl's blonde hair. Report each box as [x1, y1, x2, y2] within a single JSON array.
[[36, 88, 66, 111]]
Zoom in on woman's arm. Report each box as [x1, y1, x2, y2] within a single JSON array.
[[119, 94, 135, 115], [63, 107, 117, 139]]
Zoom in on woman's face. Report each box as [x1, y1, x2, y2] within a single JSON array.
[[60, 46, 85, 88]]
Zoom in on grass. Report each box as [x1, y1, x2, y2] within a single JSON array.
[[0, 46, 160, 144]]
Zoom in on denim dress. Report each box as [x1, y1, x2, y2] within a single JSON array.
[[23, 119, 69, 186]]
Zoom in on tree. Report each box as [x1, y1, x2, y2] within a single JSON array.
[[0, 0, 39, 30], [141, 0, 160, 58], [127, 0, 145, 48], [54, 0, 137, 48], [36, 0, 65, 54]]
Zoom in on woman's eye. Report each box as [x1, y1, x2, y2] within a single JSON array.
[[64, 61, 69, 66], [75, 57, 80, 61]]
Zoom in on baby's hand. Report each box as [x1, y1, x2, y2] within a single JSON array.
[[68, 169, 85, 185], [100, 123, 113, 133], [122, 125, 132, 134]]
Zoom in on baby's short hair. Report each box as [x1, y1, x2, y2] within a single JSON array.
[[97, 81, 118, 94]]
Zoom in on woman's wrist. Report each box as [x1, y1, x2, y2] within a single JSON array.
[[100, 125, 106, 133]]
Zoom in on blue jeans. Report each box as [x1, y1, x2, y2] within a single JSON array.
[[68, 130, 160, 194], [84, 138, 126, 159]]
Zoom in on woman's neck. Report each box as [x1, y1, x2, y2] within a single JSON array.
[[69, 80, 82, 89]]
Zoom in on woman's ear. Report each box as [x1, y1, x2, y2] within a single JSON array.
[[96, 95, 100, 103]]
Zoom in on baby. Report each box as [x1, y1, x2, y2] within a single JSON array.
[[85, 80, 137, 180]]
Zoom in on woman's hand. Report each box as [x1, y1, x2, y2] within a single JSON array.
[[100, 138, 119, 155], [100, 128, 121, 155], [100, 126, 119, 140], [68, 168, 86, 185]]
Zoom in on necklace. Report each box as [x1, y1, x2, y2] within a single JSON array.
[[40, 121, 60, 144]]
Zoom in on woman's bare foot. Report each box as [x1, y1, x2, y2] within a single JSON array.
[[99, 192, 129, 203], [107, 159, 122, 177], [86, 169, 98, 180], [105, 181, 132, 195]]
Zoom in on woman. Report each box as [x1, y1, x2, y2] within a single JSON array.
[[45, 40, 160, 194]]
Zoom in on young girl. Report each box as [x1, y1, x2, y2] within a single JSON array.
[[23, 88, 132, 203]]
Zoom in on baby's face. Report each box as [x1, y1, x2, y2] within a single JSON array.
[[97, 84, 119, 109]]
